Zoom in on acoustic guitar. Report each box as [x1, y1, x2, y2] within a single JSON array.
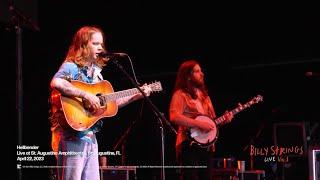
[[52, 80, 162, 131]]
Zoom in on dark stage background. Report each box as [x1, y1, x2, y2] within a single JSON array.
[[4, 1, 320, 179]]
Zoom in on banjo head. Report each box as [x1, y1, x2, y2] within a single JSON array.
[[189, 115, 219, 147]]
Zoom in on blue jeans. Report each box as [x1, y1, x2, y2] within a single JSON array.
[[56, 135, 100, 180]]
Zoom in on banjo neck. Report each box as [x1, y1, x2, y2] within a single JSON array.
[[189, 95, 263, 148], [214, 95, 263, 126]]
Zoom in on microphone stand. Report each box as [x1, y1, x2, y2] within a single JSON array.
[[111, 59, 177, 180], [113, 119, 137, 164], [8, 3, 39, 180], [113, 101, 145, 166], [9, 2, 40, 146]]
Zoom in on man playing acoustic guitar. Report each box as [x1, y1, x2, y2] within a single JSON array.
[[49, 26, 151, 180], [169, 60, 234, 180]]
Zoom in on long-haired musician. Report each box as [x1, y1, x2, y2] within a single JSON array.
[[169, 60, 233, 180], [49, 26, 149, 180]]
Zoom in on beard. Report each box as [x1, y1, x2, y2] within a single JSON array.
[[190, 77, 205, 88]]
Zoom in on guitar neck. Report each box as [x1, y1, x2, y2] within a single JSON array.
[[102, 88, 140, 102]]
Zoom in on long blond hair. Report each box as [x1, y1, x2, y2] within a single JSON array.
[[65, 26, 107, 68]]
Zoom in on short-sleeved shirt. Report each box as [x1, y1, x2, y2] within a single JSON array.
[[169, 89, 216, 147], [49, 62, 103, 152]]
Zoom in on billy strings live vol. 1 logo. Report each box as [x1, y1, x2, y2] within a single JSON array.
[[250, 145, 304, 163]]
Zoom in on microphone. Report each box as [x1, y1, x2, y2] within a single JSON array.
[[98, 52, 127, 58], [305, 71, 320, 77]]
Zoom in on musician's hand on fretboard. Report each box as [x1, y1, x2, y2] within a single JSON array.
[[222, 110, 234, 124]]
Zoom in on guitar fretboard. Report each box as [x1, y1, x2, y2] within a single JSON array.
[[101, 88, 140, 102]]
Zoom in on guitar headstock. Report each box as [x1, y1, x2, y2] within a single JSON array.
[[148, 81, 163, 93]]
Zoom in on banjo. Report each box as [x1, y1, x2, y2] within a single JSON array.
[[189, 95, 263, 148]]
